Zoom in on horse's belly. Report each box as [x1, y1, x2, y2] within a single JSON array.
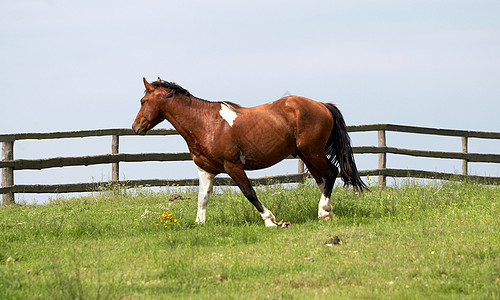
[[239, 142, 295, 170]]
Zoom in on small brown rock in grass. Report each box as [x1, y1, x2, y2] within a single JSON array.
[[215, 274, 226, 281], [324, 236, 343, 246], [169, 194, 185, 201], [276, 219, 291, 229]]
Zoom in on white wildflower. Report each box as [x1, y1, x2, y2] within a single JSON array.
[[141, 209, 150, 219]]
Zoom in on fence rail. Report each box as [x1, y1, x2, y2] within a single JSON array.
[[2, 124, 499, 205]]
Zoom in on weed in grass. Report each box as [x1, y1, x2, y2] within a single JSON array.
[[152, 211, 178, 228]]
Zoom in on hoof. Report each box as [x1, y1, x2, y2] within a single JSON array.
[[320, 215, 331, 221], [261, 209, 276, 227], [264, 218, 277, 227], [318, 210, 333, 221]]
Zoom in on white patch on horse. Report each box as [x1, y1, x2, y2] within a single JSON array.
[[317, 179, 333, 220], [196, 167, 215, 224], [260, 207, 277, 227], [240, 154, 246, 165], [219, 103, 238, 126]]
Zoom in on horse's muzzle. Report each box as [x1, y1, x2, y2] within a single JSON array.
[[132, 124, 146, 135]]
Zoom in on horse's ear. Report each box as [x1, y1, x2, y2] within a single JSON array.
[[143, 77, 154, 93], [157, 77, 162, 82]]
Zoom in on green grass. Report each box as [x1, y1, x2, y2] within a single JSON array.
[[0, 180, 498, 299]]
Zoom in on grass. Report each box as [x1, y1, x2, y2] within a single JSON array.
[[0, 179, 498, 299]]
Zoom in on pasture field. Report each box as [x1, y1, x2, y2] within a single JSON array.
[[0, 180, 498, 299]]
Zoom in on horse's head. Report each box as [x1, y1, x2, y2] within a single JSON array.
[[132, 78, 169, 135]]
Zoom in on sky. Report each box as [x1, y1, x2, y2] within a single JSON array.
[[1, 1, 499, 203]]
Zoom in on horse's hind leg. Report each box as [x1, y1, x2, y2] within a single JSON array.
[[298, 153, 338, 220], [223, 160, 277, 227], [317, 165, 338, 220]]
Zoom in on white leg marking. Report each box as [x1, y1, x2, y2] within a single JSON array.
[[318, 179, 333, 220], [196, 167, 215, 224], [260, 206, 277, 227], [219, 103, 238, 126]]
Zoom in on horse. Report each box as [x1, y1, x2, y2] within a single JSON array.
[[132, 77, 367, 227]]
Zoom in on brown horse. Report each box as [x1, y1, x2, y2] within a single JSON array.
[[132, 78, 366, 227]]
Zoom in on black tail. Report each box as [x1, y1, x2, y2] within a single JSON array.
[[324, 103, 367, 191]]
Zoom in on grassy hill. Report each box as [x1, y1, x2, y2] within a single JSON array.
[[1, 180, 498, 299]]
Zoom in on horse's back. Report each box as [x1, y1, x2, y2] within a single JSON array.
[[241, 96, 330, 119], [225, 96, 333, 168], [258, 96, 333, 130]]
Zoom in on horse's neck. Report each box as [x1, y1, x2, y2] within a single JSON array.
[[163, 95, 217, 145]]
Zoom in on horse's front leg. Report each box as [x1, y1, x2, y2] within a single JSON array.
[[223, 161, 277, 227], [196, 167, 215, 224]]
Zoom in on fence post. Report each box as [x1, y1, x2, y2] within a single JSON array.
[[297, 159, 304, 174], [461, 136, 468, 176], [297, 158, 305, 184], [112, 135, 119, 181], [2, 141, 15, 205], [378, 129, 387, 187]]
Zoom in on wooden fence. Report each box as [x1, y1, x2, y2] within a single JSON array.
[[1, 124, 499, 205]]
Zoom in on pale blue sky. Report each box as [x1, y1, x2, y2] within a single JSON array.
[[1, 1, 499, 202]]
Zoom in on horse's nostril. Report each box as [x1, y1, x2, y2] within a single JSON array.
[[132, 124, 141, 135]]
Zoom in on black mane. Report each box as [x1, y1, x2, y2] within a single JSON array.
[[150, 80, 238, 108], [151, 80, 191, 96]]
